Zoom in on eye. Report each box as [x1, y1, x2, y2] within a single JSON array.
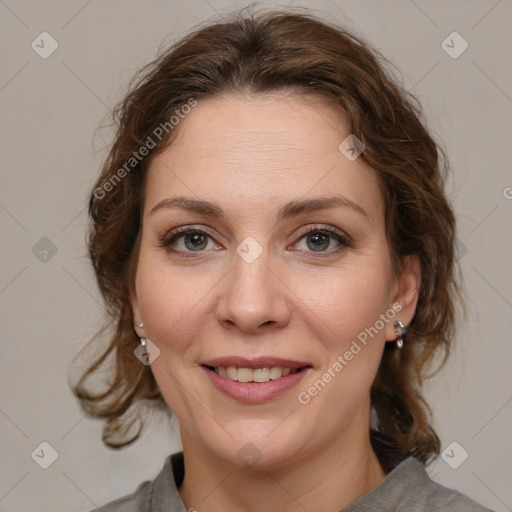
[[292, 225, 353, 255], [159, 226, 221, 255], [159, 224, 353, 258]]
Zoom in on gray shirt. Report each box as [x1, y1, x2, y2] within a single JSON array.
[[93, 451, 493, 511]]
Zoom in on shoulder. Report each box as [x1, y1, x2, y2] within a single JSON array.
[[388, 457, 494, 512], [414, 477, 493, 511], [89, 480, 152, 512], [343, 457, 494, 512], [88, 451, 186, 512]]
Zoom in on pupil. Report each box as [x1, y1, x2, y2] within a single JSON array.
[[308, 232, 329, 251], [185, 233, 207, 251]]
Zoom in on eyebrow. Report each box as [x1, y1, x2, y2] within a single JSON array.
[[150, 195, 370, 223]]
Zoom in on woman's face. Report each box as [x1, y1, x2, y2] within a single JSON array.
[[131, 91, 419, 469]]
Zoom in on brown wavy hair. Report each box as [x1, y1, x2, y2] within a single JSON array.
[[70, 8, 463, 468]]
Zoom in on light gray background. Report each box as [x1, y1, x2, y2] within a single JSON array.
[[1, 1, 511, 511]]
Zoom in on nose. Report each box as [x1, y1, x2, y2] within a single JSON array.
[[215, 250, 292, 334]]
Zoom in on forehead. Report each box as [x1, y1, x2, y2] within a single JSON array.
[[160, 91, 348, 170], [145, 92, 383, 222]]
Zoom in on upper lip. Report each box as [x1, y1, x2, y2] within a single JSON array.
[[201, 357, 311, 369]]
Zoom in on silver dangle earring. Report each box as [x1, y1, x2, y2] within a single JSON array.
[[393, 320, 406, 349], [135, 322, 146, 350]]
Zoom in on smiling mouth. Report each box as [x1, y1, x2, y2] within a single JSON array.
[[203, 365, 309, 383]]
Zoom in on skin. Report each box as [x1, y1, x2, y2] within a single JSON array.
[[131, 91, 421, 512]]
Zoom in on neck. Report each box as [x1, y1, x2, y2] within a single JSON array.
[[178, 427, 387, 512]]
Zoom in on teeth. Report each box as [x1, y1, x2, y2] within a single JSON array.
[[214, 366, 299, 383], [253, 368, 269, 382], [237, 368, 253, 383], [269, 366, 282, 380]]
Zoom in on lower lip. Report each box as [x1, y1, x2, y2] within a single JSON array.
[[201, 366, 311, 403]]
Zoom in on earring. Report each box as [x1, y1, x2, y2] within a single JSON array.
[[393, 320, 406, 349], [136, 323, 146, 350]]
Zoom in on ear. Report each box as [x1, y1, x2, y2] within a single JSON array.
[[130, 285, 146, 338], [386, 254, 421, 341]]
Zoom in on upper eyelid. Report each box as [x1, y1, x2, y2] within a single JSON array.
[[161, 224, 217, 244], [294, 223, 349, 239]]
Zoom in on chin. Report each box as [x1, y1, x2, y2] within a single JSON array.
[[198, 419, 310, 471]]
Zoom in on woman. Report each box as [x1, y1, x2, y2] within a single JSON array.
[[72, 9, 493, 512]]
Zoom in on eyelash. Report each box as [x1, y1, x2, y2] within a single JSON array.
[[159, 224, 353, 259]]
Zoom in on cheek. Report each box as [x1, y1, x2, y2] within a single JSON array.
[[134, 253, 214, 353], [296, 262, 391, 343], [294, 268, 392, 412]]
